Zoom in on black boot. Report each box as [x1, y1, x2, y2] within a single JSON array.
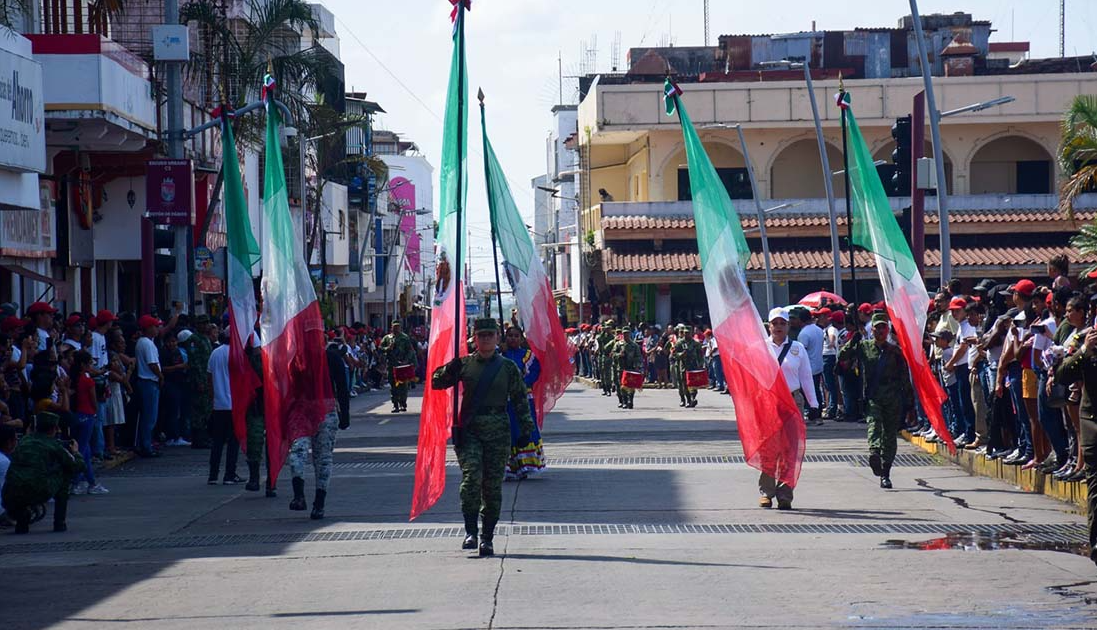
[[52, 492, 69, 532], [245, 461, 261, 492], [12, 506, 30, 534], [879, 462, 893, 489], [310, 489, 326, 520], [462, 514, 478, 550], [479, 518, 497, 557], [289, 477, 307, 511]]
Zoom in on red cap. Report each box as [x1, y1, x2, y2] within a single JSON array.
[[87, 316, 98, 330], [95, 309, 117, 324], [858, 303, 873, 314], [816, 307, 832, 317], [0, 316, 26, 333], [874, 301, 886, 310], [949, 297, 967, 310], [1009, 279, 1036, 297], [65, 314, 83, 327], [1046, 292, 1055, 306], [580, 324, 591, 331], [829, 311, 846, 324], [327, 330, 336, 340], [137, 315, 163, 330], [704, 329, 713, 336], [26, 302, 56, 316]]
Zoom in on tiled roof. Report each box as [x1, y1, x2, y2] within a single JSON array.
[[603, 246, 1097, 274], [600, 210, 1097, 232]]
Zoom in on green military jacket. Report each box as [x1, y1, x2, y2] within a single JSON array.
[[838, 338, 912, 404], [672, 338, 704, 370], [431, 351, 534, 440], [1056, 338, 1097, 420], [596, 331, 616, 355], [4, 433, 85, 503], [613, 339, 643, 371], [185, 334, 213, 389], [381, 332, 417, 367]]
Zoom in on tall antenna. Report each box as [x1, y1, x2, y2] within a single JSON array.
[[1059, 0, 1065, 58], [589, 34, 598, 73], [703, 0, 710, 46], [611, 31, 622, 72]]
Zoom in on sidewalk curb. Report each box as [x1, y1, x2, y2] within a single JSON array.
[[97, 450, 136, 471], [901, 430, 1088, 511]]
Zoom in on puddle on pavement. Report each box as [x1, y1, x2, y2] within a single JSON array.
[[880, 531, 1091, 559]]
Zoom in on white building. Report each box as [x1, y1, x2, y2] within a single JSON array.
[[532, 104, 582, 323]]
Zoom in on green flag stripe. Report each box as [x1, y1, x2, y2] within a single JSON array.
[[224, 120, 259, 271], [482, 113, 534, 276]]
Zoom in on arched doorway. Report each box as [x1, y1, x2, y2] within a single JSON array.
[[969, 136, 1054, 194], [770, 138, 846, 199], [661, 141, 751, 201]]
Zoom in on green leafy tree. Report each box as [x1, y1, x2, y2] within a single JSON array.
[[1062, 96, 1097, 272]]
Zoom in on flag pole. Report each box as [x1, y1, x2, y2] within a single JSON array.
[[478, 88, 505, 330], [452, 3, 466, 421], [838, 76, 859, 307]]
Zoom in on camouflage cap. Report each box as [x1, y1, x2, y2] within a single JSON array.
[[473, 318, 499, 333], [390, 320, 402, 328], [35, 411, 61, 433], [616, 327, 627, 334], [604, 319, 615, 327], [870, 313, 890, 327]]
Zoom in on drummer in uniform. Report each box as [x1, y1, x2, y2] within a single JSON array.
[[380, 320, 417, 413], [673, 325, 704, 408], [613, 327, 643, 409]]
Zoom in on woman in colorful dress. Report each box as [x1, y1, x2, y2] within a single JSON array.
[[502, 326, 545, 480]]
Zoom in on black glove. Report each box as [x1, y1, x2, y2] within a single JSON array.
[[444, 357, 463, 379], [807, 407, 822, 421]]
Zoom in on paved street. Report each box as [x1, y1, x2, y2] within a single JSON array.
[[2, 383, 1096, 629]]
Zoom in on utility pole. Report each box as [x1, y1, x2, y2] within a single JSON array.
[[734, 125, 774, 314], [1060, 0, 1066, 58], [802, 62, 843, 297], [703, 0, 710, 46], [164, 0, 192, 314]]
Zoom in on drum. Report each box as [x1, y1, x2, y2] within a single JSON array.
[[620, 370, 645, 390], [393, 364, 416, 383], [685, 369, 709, 389]]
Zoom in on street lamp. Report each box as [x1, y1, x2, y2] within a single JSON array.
[[939, 96, 1015, 118]]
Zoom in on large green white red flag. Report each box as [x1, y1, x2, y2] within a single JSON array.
[[221, 113, 261, 444], [666, 80, 806, 487], [841, 93, 954, 454], [411, 0, 469, 520], [481, 102, 573, 426], [259, 76, 334, 478]]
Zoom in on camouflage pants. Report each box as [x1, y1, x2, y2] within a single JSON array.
[[455, 425, 510, 523], [866, 397, 902, 467], [389, 372, 408, 406], [289, 412, 338, 491], [600, 356, 615, 393], [245, 411, 265, 465], [189, 386, 211, 443]]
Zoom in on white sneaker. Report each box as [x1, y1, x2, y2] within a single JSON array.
[[71, 481, 88, 495], [87, 484, 110, 495], [164, 438, 178, 446], [175, 438, 191, 447], [349, 391, 358, 398]]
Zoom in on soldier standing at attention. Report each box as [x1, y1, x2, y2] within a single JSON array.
[[613, 327, 643, 409], [381, 321, 417, 413], [433, 318, 533, 557], [673, 325, 704, 408], [597, 320, 616, 396], [838, 313, 912, 489], [184, 315, 214, 448]]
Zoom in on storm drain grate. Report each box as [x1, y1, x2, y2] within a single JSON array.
[[0, 522, 1083, 556]]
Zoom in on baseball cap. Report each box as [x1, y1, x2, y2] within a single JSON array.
[[930, 329, 955, 341], [767, 307, 790, 322], [26, 302, 57, 316], [948, 297, 967, 310], [177, 330, 193, 343], [95, 310, 117, 324], [61, 338, 82, 351], [137, 314, 163, 329], [858, 303, 874, 315], [829, 311, 846, 324], [1009, 279, 1036, 297], [815, 308, 831, 317], [65, 314, 84, 327], [0, 316, 26, 333]]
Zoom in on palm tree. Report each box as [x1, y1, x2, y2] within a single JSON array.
[[1062, 95, 1097, 271]]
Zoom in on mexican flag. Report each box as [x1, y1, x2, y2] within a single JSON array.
[[221, 113, 262, 445], [481, 102, 573, 426], [259, 76, 334, 478], [411, 0, 469, 520], [842, 95, 954, 454], [667, 80, 806, 487]]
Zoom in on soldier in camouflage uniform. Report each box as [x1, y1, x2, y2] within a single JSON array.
[[381, 321, 417, 413], [596, 320, 616, 396], [838, 313, 912, 489], [673, 325, 704, 408], [243, 333, 270, 494], [3, 412, 84, 534], [184, 315, 213, 448], [433, 318, 533, 557], [613, 327, 643, 409], [289, 331, 351, 520]]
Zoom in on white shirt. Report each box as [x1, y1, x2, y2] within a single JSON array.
[[208, 344, 232, 411], [36, 328, 49, 351], [822, 324, 839, 357], [959, 320, 980, 366], [940, 346, 957, 386], [90, 331, 108, 369], [797, 323, 824, 375], [768, 337, 819, 408], [135, 336, 160, 381]]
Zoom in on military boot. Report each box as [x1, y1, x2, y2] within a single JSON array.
[[310, 489, 326, 520], [289, 477, 307, 511], [462, 514, 479, 550], [12, 506, 30, 534], [52, 492, 69, 532], [879, 461, 893, 489], [479, 518, 497, 557], [245, 461, 261, 492]]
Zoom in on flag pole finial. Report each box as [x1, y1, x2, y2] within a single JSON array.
[[477, 87, 485, 106]]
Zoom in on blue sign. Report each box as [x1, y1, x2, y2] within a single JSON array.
[[465, 303, 481, 316]]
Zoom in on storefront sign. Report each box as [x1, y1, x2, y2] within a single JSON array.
[[195, 245, 213, 271], [0, 33, 45, 173], [0, 180, 55, 257], [146, 159, 194, 225]]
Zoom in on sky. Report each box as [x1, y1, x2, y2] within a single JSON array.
[[319, 0, 1097, 274]]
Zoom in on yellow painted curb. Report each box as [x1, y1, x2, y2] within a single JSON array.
[[902, 431, 1088, 510]]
